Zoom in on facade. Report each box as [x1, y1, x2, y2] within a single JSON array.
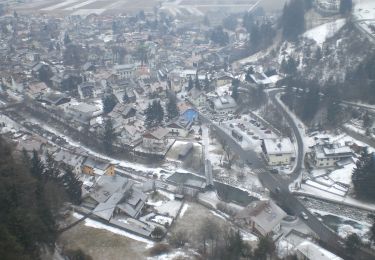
[[114, 64, 136, 80], [262, 138, 294, 166], [235, 200, 287, 236], [312, 143, 353, 168], [210, 95, 237, 115], [142, 127, 169, 150], [166, 120, 192, 137], [295, 241, 343, 260], [187, 87, 206, 107], [82, 157, 115, 176]]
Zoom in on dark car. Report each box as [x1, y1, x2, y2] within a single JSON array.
[[270, 169, 278, 174]]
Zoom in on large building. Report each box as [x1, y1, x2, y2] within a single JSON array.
[[312, 143, 353, 168], [235, 200, 287, 236], [295, 241, 343, 260], [262, 138, 294, 166]]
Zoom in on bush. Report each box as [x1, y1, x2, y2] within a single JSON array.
[[148, 243, 170, 256], [170, 230, 189, 248]]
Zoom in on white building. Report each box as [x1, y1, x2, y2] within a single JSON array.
[[262, 138, 294, 166], [313, 143, 352, 168], [235, 200, 287, 236], [210, 95, 237, 115], [114, 64, 136, 80], [187, 87, 206, 107], [295, 241, 343, 260]]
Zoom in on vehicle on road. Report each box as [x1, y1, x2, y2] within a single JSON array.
[[270, 169, 278, 174], [300, 211, 309, 220]]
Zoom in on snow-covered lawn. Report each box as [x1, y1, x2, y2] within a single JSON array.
[[155, 200, 183, 218], [72, 212, 154, 246], [328, 163, 356, 186], [303, 19, 346, 46], [354, 0, 375, 20], [310, 209, 372, 241], [150, 215, 173, 226]]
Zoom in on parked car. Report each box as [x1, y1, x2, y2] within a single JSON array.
[[300, 212, 309, 220], [252, 135, 259, 140], [265, 130, 272, 134], [270, 169, 278, 174], [260, 127, 267, 130], [230, 124, 234, 128]]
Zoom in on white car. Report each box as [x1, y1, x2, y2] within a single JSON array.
[[301, 211, 309, 220]]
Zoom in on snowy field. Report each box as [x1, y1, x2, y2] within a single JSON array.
[[354, 0, 375, 20], [303, 19, 346, 46]]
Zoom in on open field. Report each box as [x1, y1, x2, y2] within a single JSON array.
[[11, 0, 287, 17]]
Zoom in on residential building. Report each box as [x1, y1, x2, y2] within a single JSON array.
[[114, 64, 136, 80], [142, 127, 169, 151], [82, 157, 115, 176], [295, 240, 343, 260], [312, 143, 353, 168], [235, 200, 287, 236], [187, 87, 206, 107], [209, 95, 237, 115], [262, 138, 294, 166], [166, 119, 192, 137]]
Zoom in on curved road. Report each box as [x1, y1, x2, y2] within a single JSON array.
[[199, 90, 375, 260]]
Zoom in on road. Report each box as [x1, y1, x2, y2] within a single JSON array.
[[199, 93, 375, 260]]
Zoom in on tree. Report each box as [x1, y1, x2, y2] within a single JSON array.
[[63, 44, 87, 68], [145, 100, 164, 128], [352, 149, 375, 200], [61, 167, 82, 205], [102, 94, 117, 114], [370, 218, 375, 244], [45, 151, 60, 180], [231, 79, 240, 101], [64, 33, 71, 45], [223, 15, 237, 31], [204, 74, 210, 91], [340, 0, 352, 15], [345, 233, 361, 256], [253, 235, 276, 260], [187, 75, 194, 91], [31, 149, 44, 180], [363, 112, 372, 128], [122, 91, 129, 103], [166, 95, 179, 120], [103, 119, 117, 154], [151, 227, 165, 239], [210, 26, 229, 46], [281, 0, 306, 41]]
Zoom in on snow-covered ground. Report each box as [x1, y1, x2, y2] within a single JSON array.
[[72, 212, 154, 246], [303, 19, 346, 46], [354, 0, 375, 20]]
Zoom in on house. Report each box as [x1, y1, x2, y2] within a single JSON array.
[[142, 127, 169, 151], [83, 175, 147, 220], [82, 157, 115, 176], [78, 82, 96, 99], [215, 72, 233, 87], [66, 103, 102, 125], [262, 138, 294, 166], [53, 149, 84, 175], [114, 64, 136, 80], [187, 87, 206, 107], [38, 93, 71, 106], [209, 95, 237, 115], [295, 240, 343, 260], [166, 119, 192, 137], [27, 82, 48, 98], [312, 143, 353, 168], [235, 200, 287, 236], [110, 104, 137, 125]]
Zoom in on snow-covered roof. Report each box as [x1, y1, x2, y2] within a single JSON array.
[[263, 138, 294, 155], [212, 95, 237, 110], [295, 241, 343, 260]]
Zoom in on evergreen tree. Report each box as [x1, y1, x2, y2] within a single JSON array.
[[352, 149, 375, 200], [122, 91, 129, 103], [31, 150, 44, 180], [103, 119, 117, 154], [231, 79, 240, 101], [187, 75, 194, 91], [195, 73, 201, 90], [145, 100, 164, 128], [281, 0, 306, 41], [64, 33, 71, 45], [340, 0, 352, 15], [166, 95, 179, 120], [61, 167, 82, 205], [345, 233, 361, 256], [326, 84, 341, 126], [45, 151, 60, 180], [154, 100, 164, 125], [204, 74, 210, 91], [253, 235, 276, 260], [102, 94, 117, 114]]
